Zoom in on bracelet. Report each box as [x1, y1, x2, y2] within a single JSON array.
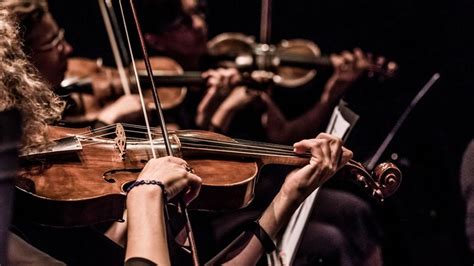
[[126, 180, 167, 200], [249, 221, 276, 253]]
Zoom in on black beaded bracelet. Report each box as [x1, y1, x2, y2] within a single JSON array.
[[126, 180, 167, 200], [249, 221, 276, 253]]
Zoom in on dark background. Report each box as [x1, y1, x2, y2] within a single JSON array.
[[49, 0, 474, 265]]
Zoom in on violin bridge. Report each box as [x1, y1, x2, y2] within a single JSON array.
[[114, 123, 127, 160]]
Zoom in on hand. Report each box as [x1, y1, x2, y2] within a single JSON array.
[[209, 86, 261, 132], [324, 48, 370, 100], [135, 156, 202, 205], [330, 48, 370, 83], [90, 67, 123, 101], [96, 94, 143, 124], [196, 68, 241, 129], [281, 133, 353, 204]]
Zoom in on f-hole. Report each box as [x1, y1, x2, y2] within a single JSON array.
[[102, 167, 142, 183]]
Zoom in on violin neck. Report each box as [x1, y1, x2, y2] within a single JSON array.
[[179, 136, 309, 167], [58, 77, 95, 95], [278, 54, 333, 70], [137, 70, 206, 87]]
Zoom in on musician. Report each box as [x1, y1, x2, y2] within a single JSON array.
[[137, 0, 207, 70], [2, 0, 146, 128], [197, 51, 386, 266], [0, 7, 66, 265], [135, 0, 385, 265], [126, 134, 352, 265]]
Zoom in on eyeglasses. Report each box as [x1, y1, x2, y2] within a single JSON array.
[[34, 28, 65, 53]]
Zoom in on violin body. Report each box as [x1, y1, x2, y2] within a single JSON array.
[[207, 33, 323, 88], [134, 56, 188, 110], [60, 56, 192, 126]]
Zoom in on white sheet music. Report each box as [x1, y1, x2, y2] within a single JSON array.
[[326, 106, 351, 139], [267, 105, 351, 265]]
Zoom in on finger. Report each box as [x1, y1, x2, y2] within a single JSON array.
[[313, 133, 345, 169], [376, 56, 386, 67], [201, 72, 209, 79], [341, 51, 354, 63], [207, 76, 221, 87], [259, 91, 273, 105], [183, 173, 202, 205], [166, 157, 190, 169], [221, 70, 231, 89], [387, 61, 398, 73], [202, 69, 217, 79], [353, 47, 364, 60], [337, 147, 353, 170], [318, 139, 333, 172], [314, 132, 340, 140], [294, 139, 327, 168], [315, 133, 343, 163], [293, 139, 316, 154], [228, 68, 241, 84], [330, 54, 344, 68]]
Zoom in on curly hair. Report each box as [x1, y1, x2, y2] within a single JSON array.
[[0, 7, 64, 151], [1, 0, 48, 50]]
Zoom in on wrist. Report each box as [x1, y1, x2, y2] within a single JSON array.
[[127, 184, 163, 200], [322, 78, 348, 104], [257, 190, 301, 241], [248, 221, 276, 253], [278, 183, 306, 209], [126, 180, 167, 201]]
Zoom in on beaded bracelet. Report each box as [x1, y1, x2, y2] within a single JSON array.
[[249, 221, 276, 253], [126, 180, 167, 200]]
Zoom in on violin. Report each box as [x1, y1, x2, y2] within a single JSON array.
[[62, 56, 272, 118], [207, 32, 398, 88], [62, 57, 193, 110], [15, 124, 401, 227]]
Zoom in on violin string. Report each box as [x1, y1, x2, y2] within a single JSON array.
[[181, 143, 306, 158], [179, 139, 294, 156], [68, 124, 359, 165], [119, 123, 308, 156], [179, 137, 309, 157], [82, 131, 117, 140], [235, 138, 296, 151], [77, 125, 116, 138], [178, 136, 305, 156], [101, 123, 308, 156]]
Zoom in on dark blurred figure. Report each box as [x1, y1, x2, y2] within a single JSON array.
[[0, 109, 21, 265], [460, 139, 474, 262]]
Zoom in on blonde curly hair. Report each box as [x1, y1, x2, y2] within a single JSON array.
[[1, 0, 48, 48], [0, 7, 64, 151]]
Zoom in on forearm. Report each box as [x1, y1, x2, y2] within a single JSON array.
[[125, 187, 170, 265], [222, 191, 300, 265], [196, 87, 227, 129], [267, 99, 335, 144], [266, 79, 348, 144]]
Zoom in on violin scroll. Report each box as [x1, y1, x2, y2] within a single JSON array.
[[373, 162, 402, 198], [344, 160, 401, 202]]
